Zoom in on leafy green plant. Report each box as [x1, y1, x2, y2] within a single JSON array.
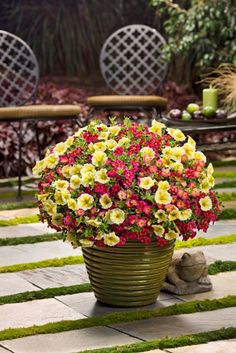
[[150, 0, 236, 85]]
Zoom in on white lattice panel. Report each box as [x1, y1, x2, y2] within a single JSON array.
[[0, 30, 39, 107], [100, 25, 167, 95]]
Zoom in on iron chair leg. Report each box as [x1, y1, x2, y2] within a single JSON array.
[[17, 122, 23, 201], [34, 120, 41, 158]]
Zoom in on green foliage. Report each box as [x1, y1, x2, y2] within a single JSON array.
[[208, 260, 236, 275], [218, 208, 236, 220], [0, 215, 39, 227], [175, 234, 236, 249], [150, 0, 236, 84], [0, 295, 235, 341], [0, 201, 36, 211], [214, 171, 236, 179], [215, 180, 236, 188], [0, 233, 63, 247], [219, 192, 236, 202]]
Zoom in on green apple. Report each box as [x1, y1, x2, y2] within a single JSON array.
[[186, 103, 200, 114], [181, 110, 192, 121], [202, 106, 216, 118]]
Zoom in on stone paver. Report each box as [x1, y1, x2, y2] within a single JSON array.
[[0, 298, 85, 330], [175, 243, 236, 263], [1, 327, 140, 353], [18, 264, 89, 289], [215, 187, 236, 194], [167, 340, 236, 353], [0, 208, 38, 220], [0, 223, 56, 239], [0, 241, 81, 266], [56, 291, 182, 317], [0, 273, 40, 296], [0, 347, 12, 353], [177, 272, 236, 302], [111, 307, 236, 340], [197, 220, 236, 238]]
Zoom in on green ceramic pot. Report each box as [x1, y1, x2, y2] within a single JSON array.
[[82, 240, 175, 307]]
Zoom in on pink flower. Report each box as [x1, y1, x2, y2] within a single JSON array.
[[114, 146, 123, 156]]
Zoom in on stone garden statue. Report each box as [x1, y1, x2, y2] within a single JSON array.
[[162, 251, 212, 295]]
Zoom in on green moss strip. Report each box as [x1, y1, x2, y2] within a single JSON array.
[[213, 160, 236, 167], [0, 260, 235, 306], [219, 192, 236, 202], [0, 233, 63, 247], [218, 208, 236, 220], [0, 283, 91, 305], [0, 215, 39, 227], [208, 260, 236, 275], [0, 256, 84, 273], [0, 190, 36, 200], [78, 327, 236, 353], [0, 177, 37, 188], [0, 201, 36, 211], [215, 180, 236, 188], [214, 171, 236, 178], [0, 295, 235, 341], [175, 233, 236, 249]]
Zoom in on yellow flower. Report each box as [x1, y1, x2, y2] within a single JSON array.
[[200, 180, 211, 193], [65, 136, 74, 147], [32, 160, 45, 177], [81, 172, 94, 187], [53, 142, 67, 156], [139, 176, 155, 190], [172, 147, 185, 162], [152, 225, 165, 236], [165, 230, 179, 240], [169, 208, 180, 221], [154, 209, 167, 222], [155, 190, 172, 205], [106, 139, 118, 150], [80, 239, 94, 247], [70, 175, 81, 189], [187, 135, 196, 146], [171, 162, 184, 173], [110, 208, 125, 224], [77, 193, 94, 210], [149, 120, 166, 135], [37, 193, 48, 202], [93, 141, 106, 151], [62, 166, 71, 178], [67, 199, 77, 211], [86, 219, 101, 227], [69, 164, 82, 176], [95, 169, 110, 184], [194, 151, 206, 162], [54, 190, 71, 205], [80, 164, 95, 175], [183, 143, 195, 159], [52, 180, 69, 190], [51, 213, 63, 226], [118, 137, 130, 146], [44, 154, 59, 169], [140, 147, 155, 160], [103, 232, 120, 246], [199, 196, 212, 211], [98, 131, 110, 140], [167, 128, 186, 142], [162, 146, 173, 159], [207, 175, 215, 188], [179, 209, 192, 221], [207, 163, 214, 176], [158, 181, 170, 191], [43, 200, 57, 215], [109, 126, 121, 136], [91, 151, 108, 166], [99, 194, 112, 209]]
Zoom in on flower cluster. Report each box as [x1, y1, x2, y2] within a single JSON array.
[[33, 119, 220, 248]]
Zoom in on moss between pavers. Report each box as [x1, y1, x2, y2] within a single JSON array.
[[175, 233, 236, 249], [77, 327, 236, 353], [0, 233, 63, 247], [0, 296, 235, 341], [218, 208, 236, 220], [0, 215, 39, 227], [0, 201, 36, 211], [214, 171, 236, 178], [0, 190, 36, 200], [0, 178, 37, 188], [0, 260, 234, 305], [215, 180, 236, 189], [219, 192, 236, 202], [213, 160, 236, 167]]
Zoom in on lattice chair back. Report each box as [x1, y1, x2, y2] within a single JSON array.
[[0, 30, 39, 107], [100, 24, 167, 96]]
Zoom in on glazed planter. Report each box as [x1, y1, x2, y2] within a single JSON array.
[[82, 240, 175, 307]]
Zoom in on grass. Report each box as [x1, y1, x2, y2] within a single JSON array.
[[0, 283, 92, 305], [175, 233, 236, 249], [215, 180, 236, 188], [212, 160, 236, 167], [0, 256, 84, 273], [77, 327, 236, 353], [0, 215, 39, 227], [0, 260, 234, 306], [0, 190, 36, 200], [0, 233, 63, 247], [219, 192, 236, 202], [0, 295, 235, 341], [214, 171, 236, 178], [0, 201, 36, 211], [218, 208, 236, 220]]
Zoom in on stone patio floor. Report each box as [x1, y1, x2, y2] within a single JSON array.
[[0, 204, 235, 352]]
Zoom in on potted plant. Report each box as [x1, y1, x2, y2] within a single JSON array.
[[33, 118, 220, 307]]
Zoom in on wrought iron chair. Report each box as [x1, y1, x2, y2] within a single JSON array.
[[0, 30, 83, 199], [87, 24, 168, 121]]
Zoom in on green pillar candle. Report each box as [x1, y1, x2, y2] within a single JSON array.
[[203, 88, 218, 110]]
